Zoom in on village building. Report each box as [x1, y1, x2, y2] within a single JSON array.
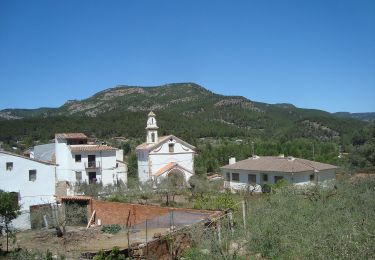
[[136, 111, 195, 183], [54, 133, 127, 194], [221, 155, 337, 192], [0, 151, 57, 229], [0, 133, 127, 229]]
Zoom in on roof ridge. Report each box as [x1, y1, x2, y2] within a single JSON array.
[[221, 155, 337, 172], [136, 134, 196, 151], [0, 150, 57, 165]]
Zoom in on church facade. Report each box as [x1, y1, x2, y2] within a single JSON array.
[[136, 111, 195, 183]]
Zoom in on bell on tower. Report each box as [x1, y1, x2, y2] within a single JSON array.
[[146, 111, 159, 144]]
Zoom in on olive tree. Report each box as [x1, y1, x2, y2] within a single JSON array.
[[0, 191, 20, 252], [157, 172, 186, 206]]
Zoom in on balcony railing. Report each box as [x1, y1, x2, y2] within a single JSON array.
[[84, 161, 101, 169]]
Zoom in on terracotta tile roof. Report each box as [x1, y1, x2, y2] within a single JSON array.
[[153, 162, 176, 177], [221, 156, 337, 173], [136, 135, 196, 152], [58, 195, 92, 201], [55, 133, 88, 139], [69, 145, 117, 152], [153, 162, 194, 177]]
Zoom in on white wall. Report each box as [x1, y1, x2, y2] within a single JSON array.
[[221, 168, 336, 191], [149, 141, 194, 182], [55, 138, 72, 182], [55, 139, 127, 188], [137, 136, 195, 183], [0, 153, 56, 229], [222, 169, 262, 192], [66, 150, 121, 186], [116, 161, 127, 184], [116, 149, 124, 161], [137, 150, 150, 183]]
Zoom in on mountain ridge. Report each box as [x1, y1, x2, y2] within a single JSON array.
[[0, 83, 369, 143], [1, 83, 372, 120]]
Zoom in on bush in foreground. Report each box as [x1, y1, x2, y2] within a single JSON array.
[[185, 177, 375, 259], [249, 178, 375, 259]]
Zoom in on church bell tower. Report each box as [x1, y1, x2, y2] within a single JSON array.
[[146, 111, 159, 144]]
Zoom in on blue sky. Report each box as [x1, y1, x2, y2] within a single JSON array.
[[0, 0, 374, 113]]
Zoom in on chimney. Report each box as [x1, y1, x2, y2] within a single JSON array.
[[229, 156, 236, 165]]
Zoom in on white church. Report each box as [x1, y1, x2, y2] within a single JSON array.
[[136, 111, 196, 184]]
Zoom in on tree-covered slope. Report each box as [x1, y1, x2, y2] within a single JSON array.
[[333, 112, 375, 122], [0, 83, 368, 144]]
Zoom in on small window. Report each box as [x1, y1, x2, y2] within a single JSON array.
[[75, 154, 81, 162], [169, 143, 174, 153], [226, 172, 230, 181], [232, 173, 239, 182], [262, 174, 268, 182], [6, 162, 13, 171], [29, 170, 37, 181], [310, 174, 314, 181], [76, 171, 82, 181], [248, 174, 256, 184]]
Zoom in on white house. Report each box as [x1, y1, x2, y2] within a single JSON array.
[[54, 133, 127, 193], [0, 133, 127, 229], [221, 155, 337, 192], [0, 151, 57, 229], [136, 111, 196, 184]]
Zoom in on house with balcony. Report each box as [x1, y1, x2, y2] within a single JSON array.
[[55, 133, 127, 194], [0, 133, 126, 229], [221, 155, 337, 192]]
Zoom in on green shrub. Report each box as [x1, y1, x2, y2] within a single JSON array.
[[193, 191, 237, 211], [101, 224, 121, 234], [106, 194, 130, 203], [93, 247, 125, 260], [247, 178, 375, 259]]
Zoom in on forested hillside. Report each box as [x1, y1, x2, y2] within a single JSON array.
[[0, 83, 373, 173], [0, 83, 366, 141], [334, 112, 375, 122]]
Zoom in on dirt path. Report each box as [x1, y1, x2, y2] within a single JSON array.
[[0, 226, 170, 258]]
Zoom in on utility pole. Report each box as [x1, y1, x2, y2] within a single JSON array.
[[251, 141, 255, 156]]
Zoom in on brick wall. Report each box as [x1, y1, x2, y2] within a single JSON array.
[[90, 200, 172, 226], [89, 200, 220, 227]]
